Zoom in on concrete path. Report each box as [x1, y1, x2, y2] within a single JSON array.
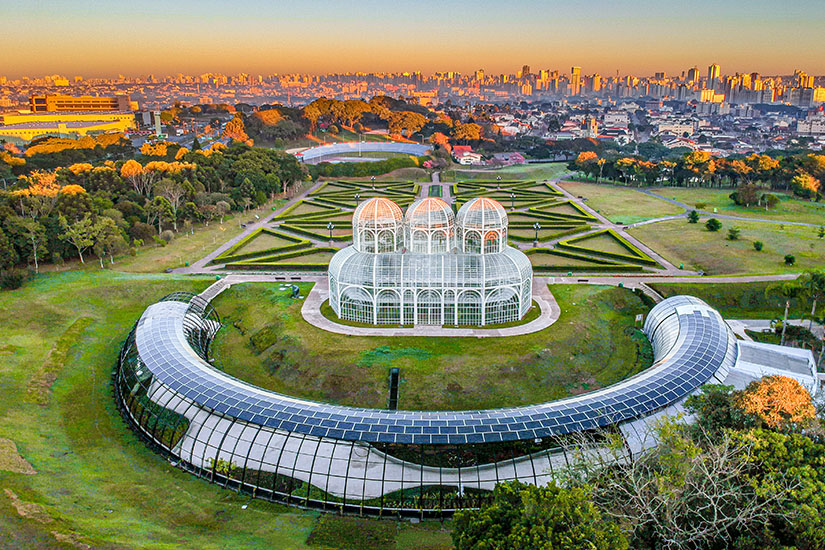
[[300, 276, 560, 337]]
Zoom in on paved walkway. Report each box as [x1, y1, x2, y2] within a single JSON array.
[[300, 276, 561, 337]]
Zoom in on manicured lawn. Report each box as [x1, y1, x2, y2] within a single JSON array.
[[0, 271, 445, 549], [629, 218, 825, 275], [648, 281, 809, 320], [444, 162, 568, 182], [649, 187, 825, 225], [234, 231, 300, 255], [210, 283, 653, 411], [558, 181, 683, 224]]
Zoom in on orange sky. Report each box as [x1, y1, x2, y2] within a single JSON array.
[[4, 0, 823, 78]]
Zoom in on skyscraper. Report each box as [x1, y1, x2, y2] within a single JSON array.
[[521, 65, 531, 78], [570, 66, 582, 95], [707, 63, 721, 86], [687, 66, 700, 82]]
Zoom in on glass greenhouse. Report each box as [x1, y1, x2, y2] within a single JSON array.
[[329, 197, 533, 326]]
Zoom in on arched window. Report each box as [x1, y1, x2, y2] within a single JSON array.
[[457, 290, 482, 326], [340, 286, 373, 324], [484, 288, 519, 325], [464, 230, 481, 254], [483, 231, 501, 254], [376, 290, 401, 324]]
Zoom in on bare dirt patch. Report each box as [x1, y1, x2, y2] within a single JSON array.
[[0, 437, 36, 474]]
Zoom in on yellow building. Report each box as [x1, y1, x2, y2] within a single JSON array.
[[29, 94, 137, 112], [0, 112, 135, 143]]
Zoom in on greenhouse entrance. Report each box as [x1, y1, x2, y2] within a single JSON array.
[[416, 290, 442, 325]]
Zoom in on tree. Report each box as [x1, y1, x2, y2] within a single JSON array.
[[687, 210, 700, 223], [154, 179, 186, 231], [302, 104, 321, 133], [733, 183, 760, 207], [818, 225, 825, 239], [92, 217, 126, 267], [785, 254, 796, 266], [222, 113, 251, 145], [145, 196, 173, 235], [572, 419, 790, 550], [799, 269, 825, 330], [791, 172, 820, 199], [727, 227, 741, 240], [452, 481, 628, 550], [766, 282, 803, 345], [705, 218, 722, 232], [451, 122, 483, 142], [191, 136, 201, 151], [0, 226, 18, 273], [120, 160, 157, 197], [753, 240, 763, 251], [59, 215, 96, 264], [10, 217, 46, 273], [736, 376, 815, 430]]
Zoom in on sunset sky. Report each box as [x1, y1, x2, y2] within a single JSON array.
[[5, 0, 824, 78]]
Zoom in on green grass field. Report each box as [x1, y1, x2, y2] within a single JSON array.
[[629, 218, 825, 275], [0, 271, 450, 549], [648, 281, 809, 319], [210, 283, 653, 411], [559, 181, 684, 224], [649, 187, 825, 226]]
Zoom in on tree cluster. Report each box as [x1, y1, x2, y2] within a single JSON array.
[[571, 150, 824, 200], [453, 376, 825, 550], [0, 141, 306, 283]]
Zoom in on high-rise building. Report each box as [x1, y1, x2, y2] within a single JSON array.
[[475, 69, 485, 82], [687, 66, 700, 82], [521, 65, 531, 78], [570, 66, 582, 95], [707, 64, 721, 86]]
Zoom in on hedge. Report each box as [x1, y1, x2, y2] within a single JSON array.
[[226, 246, 339, 271], [274, 200, 340, 220], [507, 225, 590, 242], [278, 224, 352, 242], [557, 229, 658, 266], [524, 247, 643, 273], [212, 228, 311, 264]]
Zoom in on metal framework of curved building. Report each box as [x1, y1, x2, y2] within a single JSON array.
[[115, 293, 750, 517], [328, 197, 533, 326]]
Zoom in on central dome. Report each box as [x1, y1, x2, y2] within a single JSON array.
[[456, 197, 508, 230], [405, 197, 454, 231], [405, 198, 455, 254]]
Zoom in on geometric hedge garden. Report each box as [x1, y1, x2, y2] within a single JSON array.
[[217, 180, 419, 271], [215, 178, 661, 273]]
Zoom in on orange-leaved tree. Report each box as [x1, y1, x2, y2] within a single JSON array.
[[737, 375, 815, 430]]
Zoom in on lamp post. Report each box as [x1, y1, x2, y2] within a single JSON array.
[[327, 222, 334, 244], [354, 193, 361, 205], [533, 222, 541, 247], [371, 176, 376, 189], [510, 192, 516, 211], [497, 175, 501, 190]]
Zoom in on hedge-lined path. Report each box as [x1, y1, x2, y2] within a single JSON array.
[[177, 181, 324, 273]]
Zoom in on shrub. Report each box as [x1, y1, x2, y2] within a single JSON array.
[[694, 202, 708, 210], [0, 270, 25, 290], [785, 254, 796, 266], [727, 227, 741, 240], [753, 240, 764, 251], [705, 218, 722, 232], [687, 210, 700, 223], [160, 230, 175, 243], [128, 222, 155, 243]]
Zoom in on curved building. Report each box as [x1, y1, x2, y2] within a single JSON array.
[[328, 197, 532, 326], [115, 293, 753, 517]]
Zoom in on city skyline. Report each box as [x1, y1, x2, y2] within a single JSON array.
[[4, 0, 825, 78]]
